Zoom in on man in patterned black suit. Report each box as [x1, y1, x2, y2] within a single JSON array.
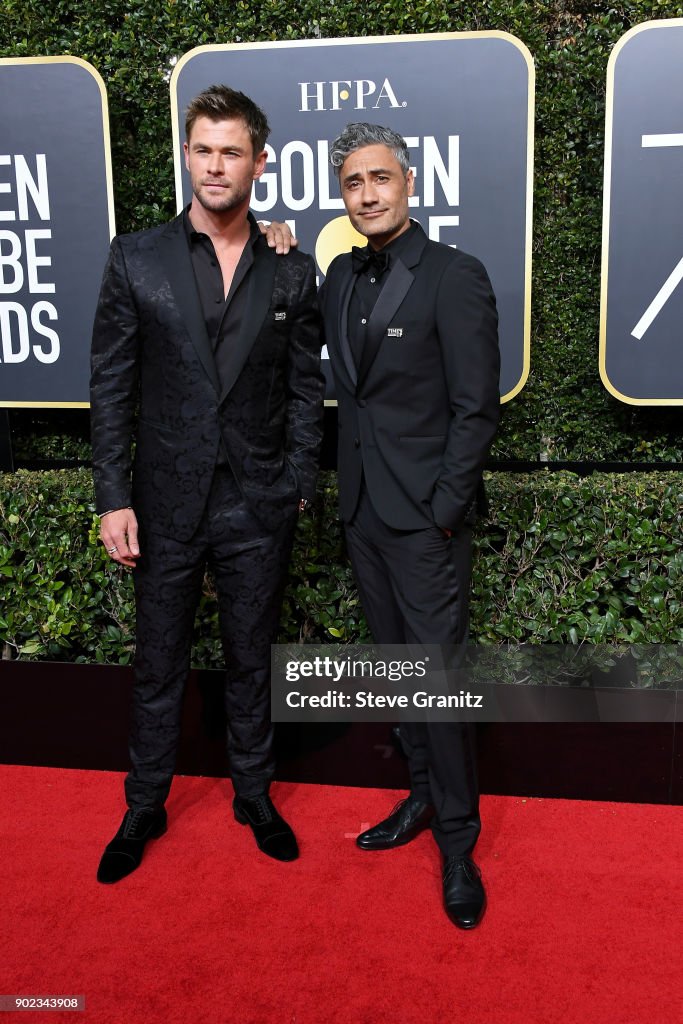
[[90, 85, 324, 883]]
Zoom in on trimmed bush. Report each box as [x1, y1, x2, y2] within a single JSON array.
[[1, 469, 681, 666]]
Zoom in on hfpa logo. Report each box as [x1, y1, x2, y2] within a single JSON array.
[[298, 79, 407, 112]]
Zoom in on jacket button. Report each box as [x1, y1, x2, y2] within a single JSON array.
[[357, 399, 367, 408], [354, 438, 360, 448]]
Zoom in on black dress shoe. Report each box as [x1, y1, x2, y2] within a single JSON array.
[[442, 856, 486, 929], [356, 794, 435, 850], [97, 807, 167, 884], [233, 795, 299, 862]]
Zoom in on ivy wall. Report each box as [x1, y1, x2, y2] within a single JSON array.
[[1, 0, 682, 461]]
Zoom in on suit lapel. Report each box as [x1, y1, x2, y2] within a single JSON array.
[[322, 258, 357, 391], [218, 242, 276, 405], [356, 223, 429, 389], [337, 270, 358, 388], [357, 259, 414, 387], [157, 215, 220, 395]]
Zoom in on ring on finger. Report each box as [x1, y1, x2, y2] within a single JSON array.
[[107, 545, 118, 553]]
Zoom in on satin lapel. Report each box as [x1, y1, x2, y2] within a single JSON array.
[[156, 217, 220, 395], [357, 259, 414, 387], [218, 244, 276, 405], [337, 270, 358, 389]]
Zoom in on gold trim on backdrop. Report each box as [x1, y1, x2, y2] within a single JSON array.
[[170, 32, 535, 405], [0, 403, 89, 411], [600, 19, 683, 406], [0, 55, 116, 410]]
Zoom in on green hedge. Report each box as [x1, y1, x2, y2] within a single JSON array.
[[3, 0, 683, 462], [1, 469, 681, 666]]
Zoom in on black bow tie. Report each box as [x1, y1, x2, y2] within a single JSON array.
[[351, 247, 391, 276]]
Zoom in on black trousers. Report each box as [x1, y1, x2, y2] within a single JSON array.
[[345, 483, 480, 858], [125, 466, 297, 808]]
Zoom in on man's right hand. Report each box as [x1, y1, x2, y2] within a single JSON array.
[[99, 508, 140, 568], [257, 220, 298, 253]]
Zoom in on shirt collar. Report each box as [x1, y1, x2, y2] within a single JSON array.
[[365, 218, 419, 261], [183, 205, 261, 248]]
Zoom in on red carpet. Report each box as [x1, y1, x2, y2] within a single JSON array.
[[0, 766, 680, 1024]]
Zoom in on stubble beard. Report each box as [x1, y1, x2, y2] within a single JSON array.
[[193, 177, 251, 214], [353, 209, 407, 246]]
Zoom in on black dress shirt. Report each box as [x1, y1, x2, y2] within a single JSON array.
[[348, 220, 420, 367], [184, 208, 262, 467], [184, 207, 261, 387]]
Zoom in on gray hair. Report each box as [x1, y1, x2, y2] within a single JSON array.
[[329, 123, 410, 177]]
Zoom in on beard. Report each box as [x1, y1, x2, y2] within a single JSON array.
[[192, 176, 252, 213], [351, 209, 408, 246]]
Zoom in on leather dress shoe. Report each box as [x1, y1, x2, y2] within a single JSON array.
[[356, 794, 435, 850], [233, 795, 299, 862], [97, 806, 167, 884], [442, 856, 486, 929]]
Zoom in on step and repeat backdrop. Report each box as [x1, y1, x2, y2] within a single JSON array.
[[0, 57, 114, 408], [601, 19, 683, 405], [171, 34, 533, 403], [1, 22, 682, 408]]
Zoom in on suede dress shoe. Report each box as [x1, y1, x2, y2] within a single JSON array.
[[442, 856, 486, 929], [233, 795, 299, 862], [97, 806, 167, 884], [356, 794, 435, 850]]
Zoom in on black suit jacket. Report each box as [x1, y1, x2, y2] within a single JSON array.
[[321, 223, 500, 531], [90, 213, 324, 541]]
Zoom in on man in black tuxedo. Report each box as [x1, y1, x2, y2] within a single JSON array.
[[320, 123, 500, 929], [90, 85, 324, 883]]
